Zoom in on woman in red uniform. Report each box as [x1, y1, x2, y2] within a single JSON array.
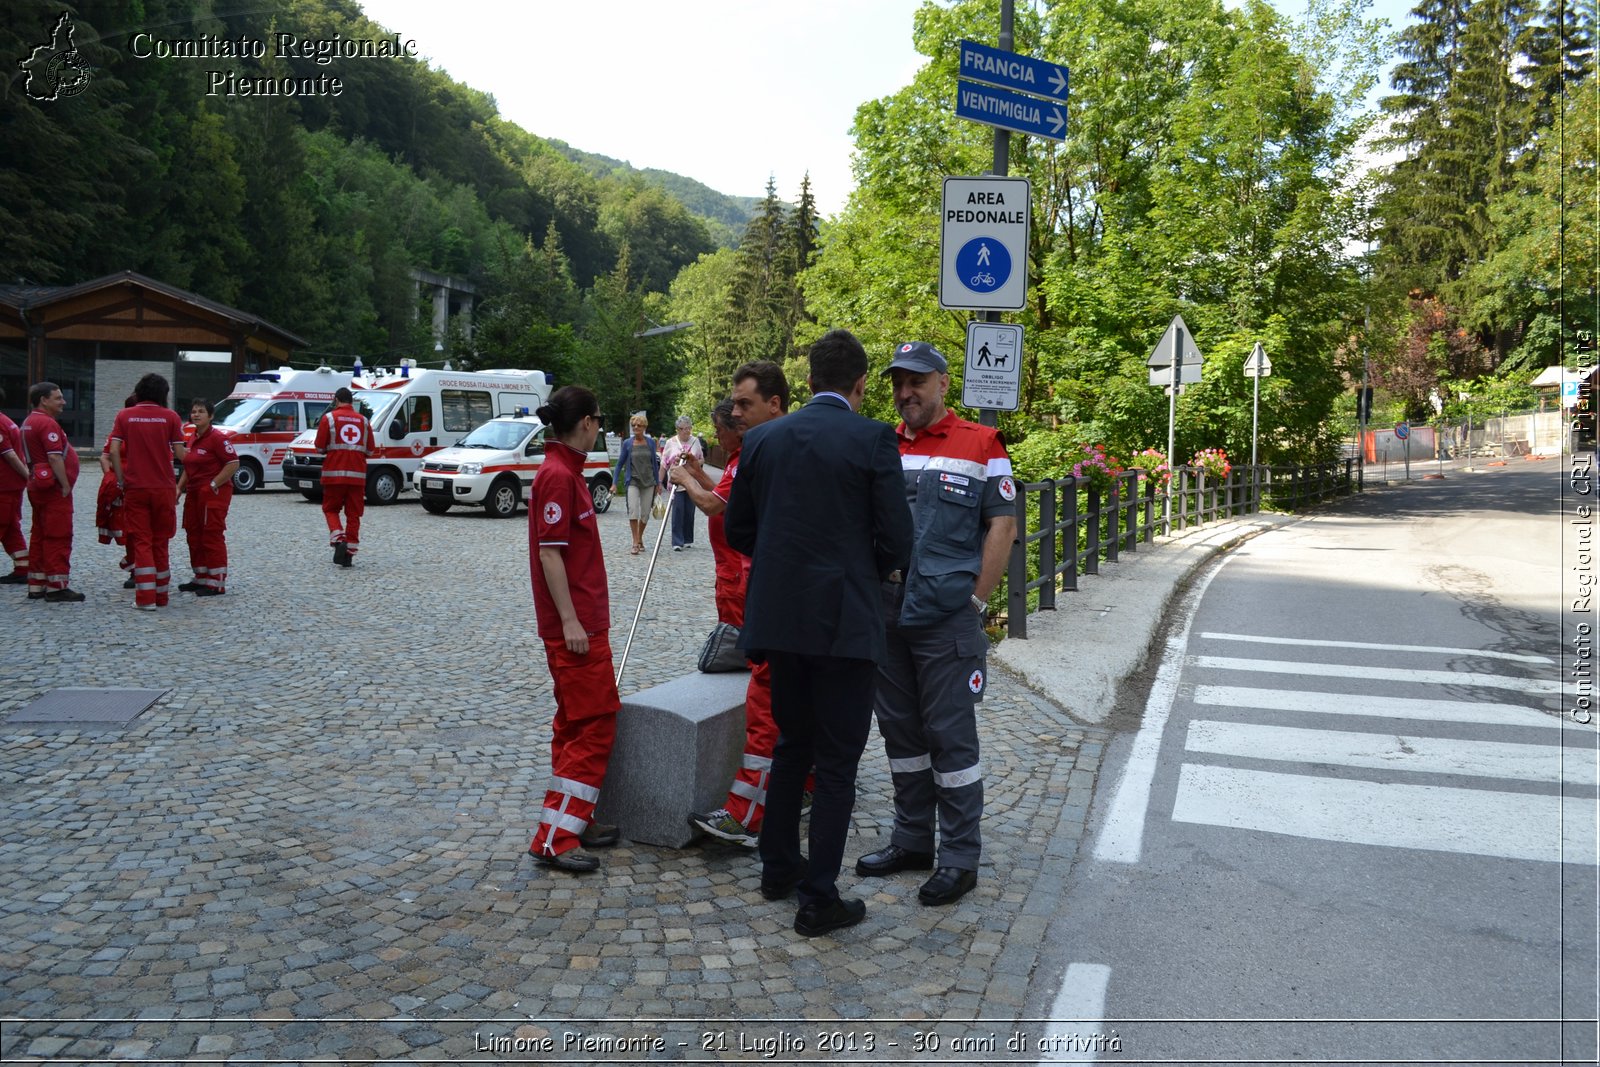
[[176, 398, 240, 596], [527, 386, 622, 873], [96, 396, 137, 587]]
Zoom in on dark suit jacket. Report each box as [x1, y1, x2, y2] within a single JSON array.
[[725, 394, 914, 664]]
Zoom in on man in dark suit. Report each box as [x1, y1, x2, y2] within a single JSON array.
[[725, 329, 914, 937]]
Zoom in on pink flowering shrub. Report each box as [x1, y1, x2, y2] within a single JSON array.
[[1070, 443, 1124, 494], [1191, 448, 1232, 480], [1132, 447, 1171, 487]]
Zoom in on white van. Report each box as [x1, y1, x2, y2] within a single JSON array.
[[280, 367, 551, 504], [205, 366, 354, 492], [416, 415, 615, 517]]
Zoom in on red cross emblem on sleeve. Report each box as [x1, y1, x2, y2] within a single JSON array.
[[968, 669, 984, 694], [998, 476, 1016, 501], [543, 501, 562, 525]]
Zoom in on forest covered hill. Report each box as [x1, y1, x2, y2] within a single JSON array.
[[1, 0, 758, 379]]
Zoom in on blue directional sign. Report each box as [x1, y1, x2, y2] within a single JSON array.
[[956, 80, 1067, 142], [955, 237, 1011, 295], [959, 39, 1068, 101]]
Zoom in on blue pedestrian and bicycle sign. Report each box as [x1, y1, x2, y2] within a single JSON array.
[[955, 237, 1011, 295], [940, 176, 1030, 311]]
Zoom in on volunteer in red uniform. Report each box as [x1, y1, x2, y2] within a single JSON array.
[[313, 387, 375, 567], [176, 398, 240, 596], [21, 381, 81, 602], [96, 395, 138, 588], [110, 373, 186, 611], [675, 362, 797, 849], [0, 387, 29, 584], [527, 385, 622, 874]]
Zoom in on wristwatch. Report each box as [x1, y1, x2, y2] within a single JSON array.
[[970, 594, 987, 613]]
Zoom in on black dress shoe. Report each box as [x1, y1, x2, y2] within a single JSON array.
[[333, 543, 350, 567], [122, 577, 136, 589], [177, 581, 201, 592], [529, 845, 600, 873], [26, 591, 45, 600], [794, 896, 865, 937], [44, 588, 86, 603], [193, 587, 224, 597], [855, 844, 935, 877], [918, 866, 977, 906], [579, 822, 619, 848], [0, 572, 25, 584]]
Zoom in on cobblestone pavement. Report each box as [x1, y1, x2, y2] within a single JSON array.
[[1, 478, 1111, 1065]]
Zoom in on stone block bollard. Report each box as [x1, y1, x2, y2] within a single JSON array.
[[594, 672, 748, 848]]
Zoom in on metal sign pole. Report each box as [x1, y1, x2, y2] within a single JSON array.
[[1251, 368, 1260, 469], [1166, 331, 1179, 535]]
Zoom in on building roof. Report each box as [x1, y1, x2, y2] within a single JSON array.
[[0, 271, 309, 349]]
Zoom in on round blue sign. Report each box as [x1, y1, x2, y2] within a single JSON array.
[[1394, 421, 1410, 440], [956, 237, 1011, 294]]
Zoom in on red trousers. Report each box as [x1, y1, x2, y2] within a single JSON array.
[[322, 484, 365, 553], [714, 566, 747, 628], [0, 488, 25, 576], [530, 632, 620, 857], [183, 491, 231, 591], [95, 472, 124, 546], [123, 486, 176, 607], [724, 659, 779, 831], [26, 486, 71, 593]]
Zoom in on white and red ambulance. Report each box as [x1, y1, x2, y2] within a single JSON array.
[[207, 366, 354, 492], [416, 414, 616, 518], [280, 367, 551, 504]]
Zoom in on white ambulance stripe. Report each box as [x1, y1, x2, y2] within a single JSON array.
[[1172, 764, 1597, 864], [1193, 684, 1566, 731], [1198, 631, 1552, 665], [1185, 720, 1596, 786], [548, 776, 600, 804], [1191, 655, 1560, 695], [888, 753, 933, 773]]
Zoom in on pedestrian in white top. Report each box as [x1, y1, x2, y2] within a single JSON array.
[[659, 415, 704, 551]]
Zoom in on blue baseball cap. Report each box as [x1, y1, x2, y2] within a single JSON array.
[[884, 341, 948, 375]]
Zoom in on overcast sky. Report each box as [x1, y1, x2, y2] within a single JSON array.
[[355, 0, 1413, 217]]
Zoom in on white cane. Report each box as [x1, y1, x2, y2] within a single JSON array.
[[615, 462, 683, 687]]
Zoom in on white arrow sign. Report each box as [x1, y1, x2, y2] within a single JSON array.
[[1243, 341, 1272, 378]]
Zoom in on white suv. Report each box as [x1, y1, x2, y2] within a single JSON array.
[[416, 416, 615, 518]]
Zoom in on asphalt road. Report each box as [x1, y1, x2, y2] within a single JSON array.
[[1033, 463, 1597, 1065]]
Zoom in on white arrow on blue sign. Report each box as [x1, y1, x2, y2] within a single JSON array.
[[959, 39, 1068, 100], [956, 81, 1067, 142]]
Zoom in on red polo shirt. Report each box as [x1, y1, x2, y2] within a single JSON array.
[[530, 439, 610, 640], [110, 402, 184, 489], [0, 413, 26, 492]]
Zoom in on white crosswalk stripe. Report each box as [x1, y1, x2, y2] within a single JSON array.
[[1168, 635, 1589, 865]]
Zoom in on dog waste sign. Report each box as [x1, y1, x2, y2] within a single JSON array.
[[963, 322, 1023, 411]]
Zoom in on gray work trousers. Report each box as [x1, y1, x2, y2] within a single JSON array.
[[874, 582, 987, 870]]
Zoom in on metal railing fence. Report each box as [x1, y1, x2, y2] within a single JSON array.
[[1000, 460, 1356, 638]]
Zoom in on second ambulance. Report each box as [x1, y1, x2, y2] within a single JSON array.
[[281, 367, 551, 504]]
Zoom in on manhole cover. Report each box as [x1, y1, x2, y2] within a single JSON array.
[[6, 687, 166, 724]]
